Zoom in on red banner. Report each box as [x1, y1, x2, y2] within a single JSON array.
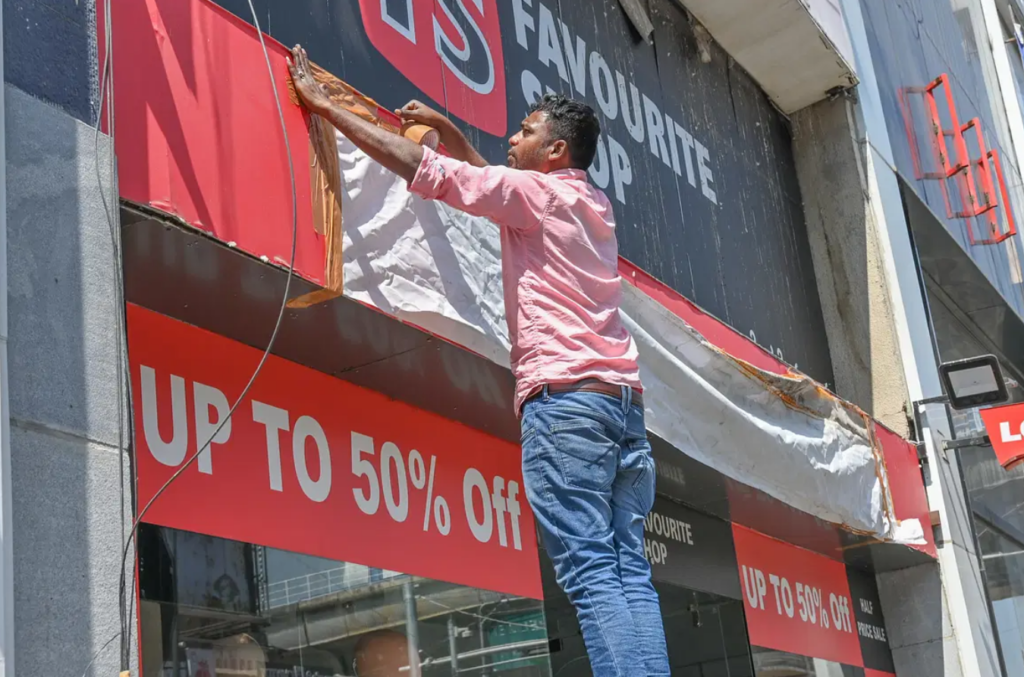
[[127, 304, 541, 599], [980, 402, 1024, 469], [733, 525, 862, 667]]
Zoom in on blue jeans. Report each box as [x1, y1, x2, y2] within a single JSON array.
[[521, 387, 669, 677]]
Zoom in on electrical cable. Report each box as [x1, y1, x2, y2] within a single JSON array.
[[80, 631, 122, 677], [93, 0, 132, 668], [83, 0, 299, 673]]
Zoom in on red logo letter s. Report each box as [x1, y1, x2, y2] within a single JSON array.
[[360, 0, 507, 136]]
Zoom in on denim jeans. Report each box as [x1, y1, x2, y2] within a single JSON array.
[[520, 387, 670, 677]]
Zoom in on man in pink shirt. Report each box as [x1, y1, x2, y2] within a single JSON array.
[[290, 46, 669, 677]]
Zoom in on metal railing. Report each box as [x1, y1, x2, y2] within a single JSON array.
[[265, 565, 403, 608]]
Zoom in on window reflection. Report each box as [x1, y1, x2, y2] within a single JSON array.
[[751, 649, 863, 677], [961, 441, 1024, 676], [138, 525, 553, 676]]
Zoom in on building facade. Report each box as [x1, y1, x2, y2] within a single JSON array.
[[1, 0, 1023, 676]]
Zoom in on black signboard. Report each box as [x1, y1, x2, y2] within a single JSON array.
[[645, 497, 740, 600], [846, 567, 897, 674]]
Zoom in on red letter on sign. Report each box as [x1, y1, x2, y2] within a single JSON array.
[[359, 0, 507, 136], [980, 402, 1024, 469]]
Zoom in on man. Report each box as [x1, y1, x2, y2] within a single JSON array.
[[289, 46, 669, 677]]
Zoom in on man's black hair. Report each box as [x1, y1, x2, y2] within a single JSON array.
[[529, 94, 601, 170]]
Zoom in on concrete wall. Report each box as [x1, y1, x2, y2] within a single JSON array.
[[3, 0, 97, 124], [2, 1, 128, 673], [791, 96, 911, 435], [5, 84, 135, 676]]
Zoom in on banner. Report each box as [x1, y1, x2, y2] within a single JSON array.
[[980, 402, 1024, 469], [127, 303, 542, 599], [734, 525, 862, 667]]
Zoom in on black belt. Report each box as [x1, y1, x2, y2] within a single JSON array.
[[527, 379, 643, 409]]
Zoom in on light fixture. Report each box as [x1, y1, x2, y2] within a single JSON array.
[[938, 355, 1009, 410]]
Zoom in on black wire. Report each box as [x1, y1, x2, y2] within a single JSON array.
[[80, 631, 122, 677], [93, 1, 131, 667], [85, 0, 299, 673]]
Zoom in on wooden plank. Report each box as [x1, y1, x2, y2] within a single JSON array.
[[287, 287, 343, 308], [618, 0, 655, 43]]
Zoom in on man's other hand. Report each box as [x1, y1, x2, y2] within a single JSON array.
[[288, 45, 332, 115], [396, 100, 448, 130]]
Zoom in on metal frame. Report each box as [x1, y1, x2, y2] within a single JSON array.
[[899, 75, 1018, 246]]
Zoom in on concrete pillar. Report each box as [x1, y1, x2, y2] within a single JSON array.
[[4, 84, 137, 676], [790, 96, 911, 435]]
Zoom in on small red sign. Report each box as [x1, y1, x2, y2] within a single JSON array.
[[980, 402, 1024, 469], [358, 0, 507, 136], [127, 304, 541, 599], [733, 525, 863, 667]]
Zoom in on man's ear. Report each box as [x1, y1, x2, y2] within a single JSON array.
[[548, 139, 569, 163]]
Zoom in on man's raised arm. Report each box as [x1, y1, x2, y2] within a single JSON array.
[[395, 100, 489, 168], [288, 45, 423, 182]]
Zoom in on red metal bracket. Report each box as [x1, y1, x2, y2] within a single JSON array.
[[900, 74, 969, 180], [967, 148, 1017, 245], [900, 74, 1018, 246]]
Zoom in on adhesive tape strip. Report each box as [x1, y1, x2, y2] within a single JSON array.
[[401, 123, 440, 150]]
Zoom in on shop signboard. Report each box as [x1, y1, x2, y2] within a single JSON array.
[[645, 497, 740, 600], [847, 567, 897, 674], [127, 303, 542, 599], [733, 525, 897, 673], [733, 525, 863, 667], [980, 402, 1024, 469], [111, 0, 838, 386]]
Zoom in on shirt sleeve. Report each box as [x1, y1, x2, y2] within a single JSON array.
[[408, 147, 554, 230]]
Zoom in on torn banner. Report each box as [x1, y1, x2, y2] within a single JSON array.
[[331, 130, 922, 545]]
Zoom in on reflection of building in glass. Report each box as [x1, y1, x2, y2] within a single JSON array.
[[962, 442, 1024, 676], [751, 649, 855, 677], [141, 526, 552, 677]]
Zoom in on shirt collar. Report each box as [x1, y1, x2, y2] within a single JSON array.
[[548, 168, 588, 181]]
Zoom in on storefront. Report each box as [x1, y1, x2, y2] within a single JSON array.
[[124, 273, 914, 676], [107, 0, 936, 675]]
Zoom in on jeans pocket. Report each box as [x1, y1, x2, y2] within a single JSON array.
[[630, 447, 656, 514], [549, 418, 618, 492]]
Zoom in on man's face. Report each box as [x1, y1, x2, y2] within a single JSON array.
[[507, 110, 561, 172]]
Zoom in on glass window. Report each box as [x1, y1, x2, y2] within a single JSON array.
[[973, 510, 1024, 676], [750, 649, 864, 677], [138, 525, 553, 676], [958, 438, 1024, 676]]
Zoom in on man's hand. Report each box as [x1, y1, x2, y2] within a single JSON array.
[[396, 99, 489, 168], [286, 45, 423, 182], [395, 100, 449, 130], [288, 45, 332, 115]]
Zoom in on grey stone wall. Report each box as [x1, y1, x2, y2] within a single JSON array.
[[3, 0, 97, 124], [5, 84, 135, 676]]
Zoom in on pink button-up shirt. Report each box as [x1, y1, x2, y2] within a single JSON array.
[[409, 147, 642, 413]]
